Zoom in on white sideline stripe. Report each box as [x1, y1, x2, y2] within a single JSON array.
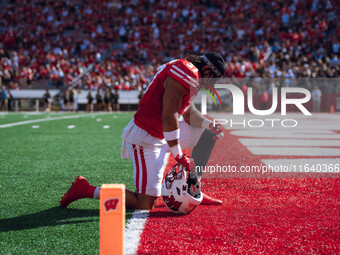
[[231, 130, 340, 139], [240, 139, 340, 147], [262, 158, 340, 173], [125, 210, 149, 255], [247, 147, 340, 156], [0, 115, 89, 128]]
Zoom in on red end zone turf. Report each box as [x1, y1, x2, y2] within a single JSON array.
[[136, 130, 340, 254]]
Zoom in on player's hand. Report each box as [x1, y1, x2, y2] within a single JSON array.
[[175, 154, 195, 172], [209, 123, 224, 140]]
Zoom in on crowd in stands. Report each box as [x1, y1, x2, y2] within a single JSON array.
[[0, 0, 339, 92]]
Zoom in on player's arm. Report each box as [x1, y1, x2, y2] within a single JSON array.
[[182, 102, 205, 127], [183, 103, 224, 140], [162, 77, 193, 169], [162, 77, 188, 148]]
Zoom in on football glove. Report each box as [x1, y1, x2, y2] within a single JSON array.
[[175, 154, 195, 172], [209, 123, 224, 140]]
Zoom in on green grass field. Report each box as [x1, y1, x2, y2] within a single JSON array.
[[0, 112, 134, 255]]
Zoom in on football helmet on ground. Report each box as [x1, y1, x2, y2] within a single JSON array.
[[161, 163, 203, 214]]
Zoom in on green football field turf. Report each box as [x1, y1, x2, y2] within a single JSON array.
[[0, 112, 135, 254]]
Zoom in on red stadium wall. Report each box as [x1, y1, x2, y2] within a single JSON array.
[[246, 93, 340, 113]]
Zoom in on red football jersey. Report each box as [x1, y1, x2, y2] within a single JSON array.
[[134, 59, 201, 139]]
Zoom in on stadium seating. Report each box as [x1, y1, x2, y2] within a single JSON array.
[[1, 0, 339, 92]]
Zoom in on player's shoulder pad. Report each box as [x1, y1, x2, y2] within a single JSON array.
[[168, 59, 201, 90]]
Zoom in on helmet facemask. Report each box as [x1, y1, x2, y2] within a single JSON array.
[[161, 164, 203, 214]]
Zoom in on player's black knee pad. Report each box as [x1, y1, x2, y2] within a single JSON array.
[[191, 129, 216, 176]]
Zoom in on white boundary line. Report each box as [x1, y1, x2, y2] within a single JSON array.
[[262, 158, 340, 173], [2, 112, 149, 254], [247, 146, 340, 156], [125, 210, 149, 255], [0, 115, 91, 128]]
